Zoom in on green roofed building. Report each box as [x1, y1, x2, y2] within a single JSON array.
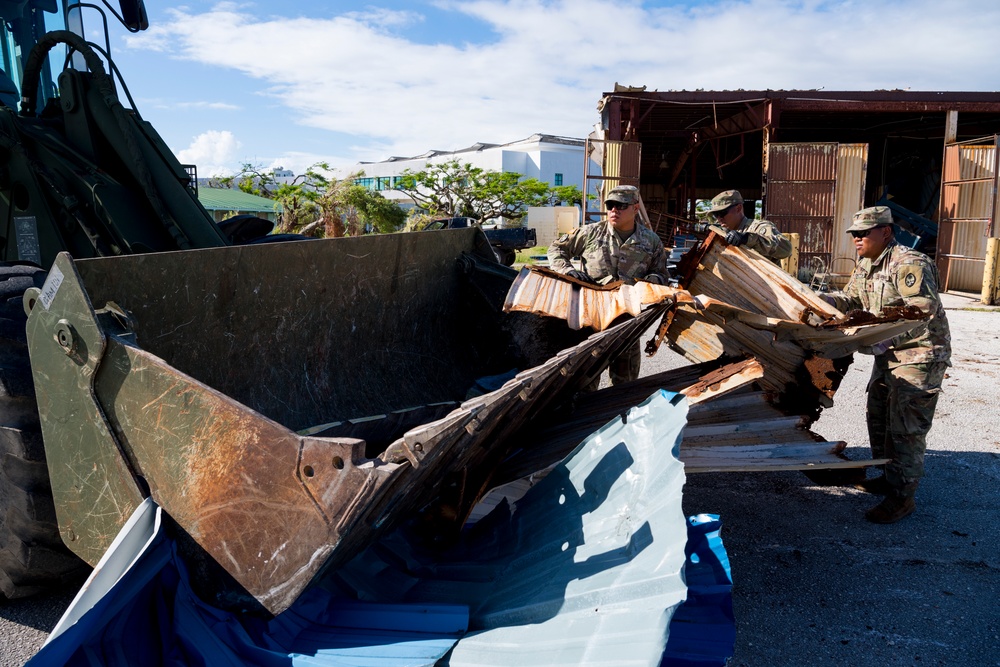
[[197, 187, 282, 223]]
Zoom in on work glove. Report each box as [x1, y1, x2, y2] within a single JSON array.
[[565, 269, 594, 283], [643, 273, 666, 285], [724, 230, 748, 247], [859, 339, 892, 356], [818, 293, 838, 307]]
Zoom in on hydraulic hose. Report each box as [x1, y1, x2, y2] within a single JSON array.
[[19, 30, 193, 250]]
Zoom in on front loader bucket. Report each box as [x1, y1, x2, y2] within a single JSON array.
[[26, 228, 663, 614]]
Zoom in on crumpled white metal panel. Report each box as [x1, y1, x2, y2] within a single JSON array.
[[442, 389, 689, 666]]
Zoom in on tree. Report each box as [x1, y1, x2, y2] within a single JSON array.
[[393, 160, 584, 225], [218, 162, 326, 233], [218, 164, 405, 237], [342, 184, 407, 234], [311, 171, 406, 238]]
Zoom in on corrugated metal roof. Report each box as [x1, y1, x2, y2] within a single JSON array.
[[197, 186, 282, 213], [30, 391, 735, 667]]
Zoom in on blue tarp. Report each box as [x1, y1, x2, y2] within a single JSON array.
[[30, 390, 734, 667]]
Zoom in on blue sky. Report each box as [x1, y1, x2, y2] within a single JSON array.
[[79, 0, 1000, 175]]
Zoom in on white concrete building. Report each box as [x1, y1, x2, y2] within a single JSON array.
[[336, 133, 594, 212]]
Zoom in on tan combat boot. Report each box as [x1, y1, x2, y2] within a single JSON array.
[[864, 482, 918, 524]]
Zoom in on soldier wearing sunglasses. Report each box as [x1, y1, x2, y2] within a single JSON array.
[[820, 206, 951, 524], [704, 190, 792, 263], [548, 184, 668, 385]]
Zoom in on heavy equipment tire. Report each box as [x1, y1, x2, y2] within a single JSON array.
[[0, 264, 88, 599], [497, 248, 517, 266]]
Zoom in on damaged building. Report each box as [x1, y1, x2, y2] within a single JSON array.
[[586, 88, 1000, 295]]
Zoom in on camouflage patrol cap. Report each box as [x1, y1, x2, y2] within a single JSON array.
[[605, 185, 639, 205], [708, 190, 744, 213], [847, 205, 895, 232]]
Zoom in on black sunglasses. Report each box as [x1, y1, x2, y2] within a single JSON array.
[[849, 227, 886, 239], [606, 201, 632, 211], [712, 206, 734, 219]]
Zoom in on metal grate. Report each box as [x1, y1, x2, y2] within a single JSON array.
[[182, 164, 198, 197]]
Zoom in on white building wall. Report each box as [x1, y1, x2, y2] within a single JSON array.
[[539, 147, 587, 190], [333, 134, 593, 212], [527, 206, 581, 247]]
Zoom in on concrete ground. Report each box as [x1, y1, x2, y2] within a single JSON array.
[[671, 291, 1000, 666], [2, 292, 998, 666]]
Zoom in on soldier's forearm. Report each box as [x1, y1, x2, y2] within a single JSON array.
[[547, 254, 573, 272]]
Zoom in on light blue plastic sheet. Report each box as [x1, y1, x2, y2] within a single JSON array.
[[30, 390, 734, 667]]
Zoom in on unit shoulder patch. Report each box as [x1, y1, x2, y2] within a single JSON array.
[[898, 265, 923, 297]]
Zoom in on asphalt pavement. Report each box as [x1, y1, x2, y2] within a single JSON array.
[[677, 291, 1000, 666], [2, 291, 998, 666]]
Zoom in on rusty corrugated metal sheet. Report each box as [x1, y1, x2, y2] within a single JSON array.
[[503, 266, 684, 330], [584, 138, 641, 222], [506, 253, 928, 412], [829, 144, 868, 287], [601, 140, 641, 196], [493, 359, 885, 479], [938, 142, 998, 291], [766, 143, 838, 268], [767, 143, 839, 180], [668, 235, 926, 409]]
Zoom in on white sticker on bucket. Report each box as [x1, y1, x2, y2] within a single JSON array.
[[38, 265, 65, 311]]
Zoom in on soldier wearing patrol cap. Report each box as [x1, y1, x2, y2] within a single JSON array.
[[705, 190, 792, 263], [821, 205, 952, 523], [548, 184, 668, 386]]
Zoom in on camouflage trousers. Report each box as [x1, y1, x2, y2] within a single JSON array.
[[866, 357, 947, 491], [585, 339, 642, 390]]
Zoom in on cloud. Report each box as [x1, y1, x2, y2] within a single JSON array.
[[126, 1, 1000, 167], [173, 101, 241, 111], [176, 130, 242, 176], [142, 99, 241, 111], [265, 153, 339, 176]]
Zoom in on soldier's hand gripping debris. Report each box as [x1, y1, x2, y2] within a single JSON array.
[[565, 269, 595, 283], [644, 273, 667, 285], [724, 230, 748, 247]]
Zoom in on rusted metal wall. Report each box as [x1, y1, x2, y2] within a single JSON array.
[[765, 143, 838, 269], [829, 144, 868, 286], [937, 140, 999, 292], [584, 139, 641, 223]]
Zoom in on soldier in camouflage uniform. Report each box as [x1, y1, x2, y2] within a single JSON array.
[[548, 185, 668, 386], [821, 206, 951, 524], [706, 190, 792, 263]]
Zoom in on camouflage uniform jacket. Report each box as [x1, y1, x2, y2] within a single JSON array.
[[827, 242, 951, 367], [709, 216, 792, 262], [548, 221, 667, 285]]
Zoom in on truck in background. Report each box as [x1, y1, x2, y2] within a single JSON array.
[[424, 217, 536, 266]]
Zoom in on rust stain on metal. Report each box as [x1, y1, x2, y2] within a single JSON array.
[[528, 265, 625, 290], [674, 233, 718, 287], [681, 358, 763, 400], [798, 353, 851, 403], [645, 305, 678, 356], [826, 305, 926, 327]]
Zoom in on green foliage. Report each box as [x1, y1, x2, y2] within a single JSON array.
[[393, 160, 583, 224], [515, 246, 548, 265], [222, 163, 405, 237], [403, 211, 437, 232], [342, 184, 407, 234]]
